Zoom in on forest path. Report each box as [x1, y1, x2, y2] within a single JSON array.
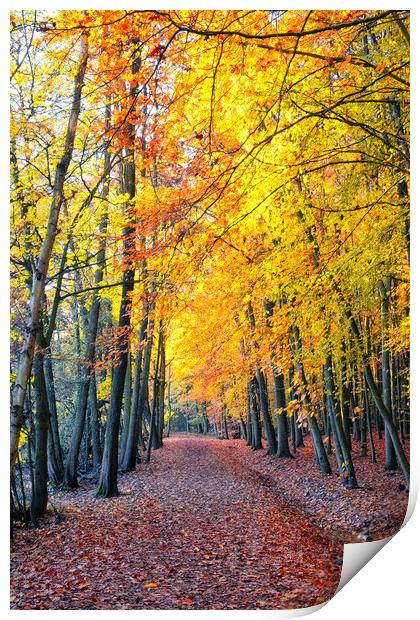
[[11, 435, 342, 610]]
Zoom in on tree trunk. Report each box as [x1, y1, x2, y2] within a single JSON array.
[[255, 369, 277, 454], [325, 356, 358, 488], [89, 373, 102, 472], [246, 387, 253, 447], [291, 325, 331, 473], [379, 278, 398, 470], [157, 328, 166, 447], [121, 312, 155, 471], [31, 343, 50, 519], [273, 369, 292, 458], [146, 333, 162, 464], [249, 378, 262, 450], [95, 63, 139, 497], [166, 367, 172, 438], [246, 301, 276, 454], [119, 350, 132, 462], [44, 355, 64, 486], [340, 349, 352, 451]]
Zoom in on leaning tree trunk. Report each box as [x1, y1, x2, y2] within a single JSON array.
[[10, 33, 89, 475], [325, 355, 358, 489], [379, 278, 398, 470], [341, 291, 410, 486]]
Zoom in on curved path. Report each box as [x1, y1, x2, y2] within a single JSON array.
[[11, 435, 342, 610]]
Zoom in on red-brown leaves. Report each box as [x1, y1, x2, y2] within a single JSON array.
[[11, 435, 343, 610]]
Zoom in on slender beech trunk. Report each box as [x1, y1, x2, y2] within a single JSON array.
[[83, 406, 91, 471], [31, 337, 50, 518], [121, 311, 148, 461], [89, 372, 102, 471], [146, 330, 163, 464], [325, 364, 346, 485], [151, 324, 163, 450], [202, 404, 210, 435], [291, 325, 331, 474], [364, 375, 377, 463], [157, 328, 166, 447], [246, 302, 277, 454], [379, 278, 398, 470], [44, 355, 63, 485], [95, 220, 135, 496], [256, 368, 276, 453], [325, 355, 358, 488], [294, 411, 304, 448], [249, 378, 262, 450], [119, 351, 132, 461], [121, 311, 155, 471], [273, 370, 293, 458], [239, 417, 247, 441], [95, 59, 139, 497], [166, 367, 172, 438], [323, 389, 332, 455], [340, 348, 352, 451], [246, 386, 253, 447], [264, 299, 292, 457], [222, 406, 230, 439], [10, 34, 88, 474], [290, 371, 305, 449]]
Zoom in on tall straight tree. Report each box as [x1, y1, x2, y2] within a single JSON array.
[[95, 56, 139, 498]]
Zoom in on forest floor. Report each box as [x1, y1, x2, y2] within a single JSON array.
[[10, 433, 408, 610], [229, 436, 409, 543], [11, 434, 342, 610]]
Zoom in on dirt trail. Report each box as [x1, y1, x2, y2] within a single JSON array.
[[11, 435, 342, 610]]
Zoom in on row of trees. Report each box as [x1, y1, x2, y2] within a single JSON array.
[[10, 10, 409, 523]]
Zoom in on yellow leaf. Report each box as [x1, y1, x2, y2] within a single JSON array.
[[144, 582, 157, 589]]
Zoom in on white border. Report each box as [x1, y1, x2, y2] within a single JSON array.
[[3, 3, 418, 619]]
